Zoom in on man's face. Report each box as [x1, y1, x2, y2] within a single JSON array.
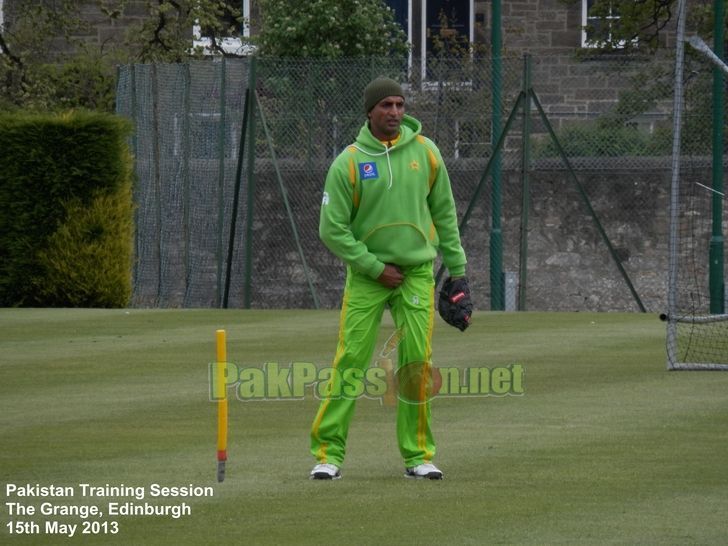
[[368, 95, 405, 141]]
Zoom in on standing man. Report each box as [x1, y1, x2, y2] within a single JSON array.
[[310, 77, 472, 480]]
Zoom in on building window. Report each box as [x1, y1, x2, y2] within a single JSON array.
[[193, 0, 254, 55], [582, 0, 630, 49], [387, 0, 410, 34], [385, 0, 474, 82], [423, 0, 473, 81]]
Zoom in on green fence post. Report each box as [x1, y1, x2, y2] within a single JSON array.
[[216, 58, 228, 308], [182, 64, 192, 307], [152, 64, 163, 306], [710, 0, 725, 314], [243, 56, 258, 309], [518, 54, 532, 311], [490, 0, 504, 310], [223, 61, 251, 309], [130, 65, 140, 301]]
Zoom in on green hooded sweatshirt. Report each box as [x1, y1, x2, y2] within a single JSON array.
[[319, 114, 466, 280]]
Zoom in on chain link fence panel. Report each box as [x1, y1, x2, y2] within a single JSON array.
[[117, 53, 688, 311]]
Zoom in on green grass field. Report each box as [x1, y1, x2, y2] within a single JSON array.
[[1, 309, 727, 545]]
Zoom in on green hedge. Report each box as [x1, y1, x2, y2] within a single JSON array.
[[0, 111, 134, 307]]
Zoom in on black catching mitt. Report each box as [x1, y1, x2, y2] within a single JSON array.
[[438, 277, 473, 332]]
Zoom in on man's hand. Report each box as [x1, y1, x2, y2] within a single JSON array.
[[377, 264, 404, 288]]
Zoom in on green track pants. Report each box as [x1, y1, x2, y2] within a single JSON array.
[[310, 261, 436, 468]]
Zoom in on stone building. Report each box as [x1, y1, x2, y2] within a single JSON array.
[[0, 1, 675, 60], [1, 1, 677, 131]]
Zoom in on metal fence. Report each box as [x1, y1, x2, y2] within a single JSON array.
[[116, 53, 695, 311]]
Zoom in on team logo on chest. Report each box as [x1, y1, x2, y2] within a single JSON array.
[[358, 162, 379, 180]]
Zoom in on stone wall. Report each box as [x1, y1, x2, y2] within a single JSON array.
[[239, 158, 675, 312]]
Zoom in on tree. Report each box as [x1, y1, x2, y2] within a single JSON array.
[[560, 0, 716, 51], [0, 1, 103, 111], [543, 1, 723, 161], [123, 0, 246, 62], [0, 1, 248, 111], [256, 0, 408, 58]]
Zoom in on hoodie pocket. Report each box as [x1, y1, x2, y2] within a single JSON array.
[[361, 223, 435, 263]]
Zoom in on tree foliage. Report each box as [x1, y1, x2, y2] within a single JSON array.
[[0, 0, 409, 111], [123, 0, 245, 62], [560, 0, 717, 51], [0, 1, 248, 112], [0, 1, 99, 111], [257, 0, 408, 58]]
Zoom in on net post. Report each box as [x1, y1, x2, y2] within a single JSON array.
[[667, 0, 688, 369]]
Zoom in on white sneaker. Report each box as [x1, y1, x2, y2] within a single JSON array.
[[310, 463, 341, 480], [405, 462, 443, 480]]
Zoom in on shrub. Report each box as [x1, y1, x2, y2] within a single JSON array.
[[0, 111, 134, 307]]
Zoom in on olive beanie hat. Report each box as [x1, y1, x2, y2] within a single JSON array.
[[364, 77, 404, 112]]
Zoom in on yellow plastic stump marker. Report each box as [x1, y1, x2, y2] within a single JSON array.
[[216, 329, 228, 482]]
